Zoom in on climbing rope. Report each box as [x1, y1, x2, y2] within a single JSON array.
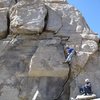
[[53, 63, 71, 100]]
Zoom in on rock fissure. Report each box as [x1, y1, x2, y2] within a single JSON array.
[[42, 6, 49, 33], [54, 63, 71, 100], [7, 12, 10, 37]]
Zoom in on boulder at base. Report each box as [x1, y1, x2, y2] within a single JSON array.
[[45, 3, 91, 36], [43, 0, 66, 3], [76, 94, 96, 100], [45, 6, 62, 33], [93, 98, 100, 100]]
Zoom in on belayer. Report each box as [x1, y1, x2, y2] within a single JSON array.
[[79, 78, 93, 95]]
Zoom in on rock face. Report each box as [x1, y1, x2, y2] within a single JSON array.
[[43, 0, 66, 3], [0, 0, 15, 39], [45, 6, 62, 33], [45, 3, 90, 36], [0, 0, 15, 8], [0, 8, 8, 39], [0, 0, 100, 100], [29, 38, 69, 77], [70, 52, 100, 98], [10, 1, 47, 34]]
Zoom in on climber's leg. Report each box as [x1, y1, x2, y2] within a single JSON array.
[[64, 50, 75, 63]]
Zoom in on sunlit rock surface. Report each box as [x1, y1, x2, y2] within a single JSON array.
[[0, 0, 99, 100], [10, 1, 47, 34]]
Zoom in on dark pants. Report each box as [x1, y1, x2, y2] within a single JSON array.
[[79, 86, 92, 95], [84, 86, 92, 95], [65, 50, 75, 62]]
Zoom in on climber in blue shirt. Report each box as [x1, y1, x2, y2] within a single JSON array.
[[64, 46, 75, 64]]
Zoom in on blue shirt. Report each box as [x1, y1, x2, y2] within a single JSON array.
[[66, 48, 74, 53]]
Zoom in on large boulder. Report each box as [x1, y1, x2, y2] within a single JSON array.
[[45, 3, 91, 36], [81, 33, 99, 42], [0, 86, 19, 100], [0, 8, 8, 39], [0, 0, 99, 100], [10, 1, 47, 34], [17, 0, 66, 3], [27, 38, 70, 100], [45, 6, 62, 33], [16, 0, 42, 3], [81, 40, 98, 54]]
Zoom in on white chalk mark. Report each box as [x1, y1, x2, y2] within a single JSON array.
[[32, 90, 39, 100]]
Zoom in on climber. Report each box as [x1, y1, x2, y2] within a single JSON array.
[[63, 46, 75, 64], [79, 79, 92, 95]]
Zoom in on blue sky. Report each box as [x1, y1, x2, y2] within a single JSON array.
[[68, 0, 100, 36]]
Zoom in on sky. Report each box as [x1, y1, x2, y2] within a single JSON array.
[[68, 0, 100, 36]]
